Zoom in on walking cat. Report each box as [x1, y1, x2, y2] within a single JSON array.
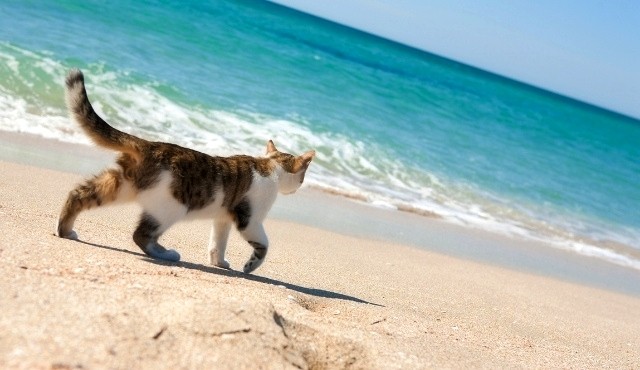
[[56, 69, 315, 274]]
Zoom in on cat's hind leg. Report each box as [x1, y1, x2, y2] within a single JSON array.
[[208, 219, 232, 269], [133, 212, 183, 262], [56, 168, 130, 239], [133, 172, 187, 261]]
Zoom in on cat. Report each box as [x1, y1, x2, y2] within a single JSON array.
[[55, 69, 315, 274]]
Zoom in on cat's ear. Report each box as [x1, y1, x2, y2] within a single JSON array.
[[266, 140, 278, 155], [295, 150, 316, 171]]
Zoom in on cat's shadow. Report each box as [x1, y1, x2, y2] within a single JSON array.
[[78, 240, 383, 307]]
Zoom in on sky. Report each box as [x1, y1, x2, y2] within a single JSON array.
[[268, 0, 640, 119]]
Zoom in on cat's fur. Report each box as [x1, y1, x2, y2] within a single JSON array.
[[56, 69, 315, 274]]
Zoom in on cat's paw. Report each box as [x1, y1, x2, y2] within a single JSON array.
[[243, 258, 264, 274], [157, 249, 180, 262], [209, 249, 230, 269], [55, 219, 78, 239], [214, 259, 231, 269], [57, 230, 78, 240], [148, 245, 181, 262]]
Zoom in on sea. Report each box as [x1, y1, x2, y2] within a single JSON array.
[[1, 0, 639, 270]]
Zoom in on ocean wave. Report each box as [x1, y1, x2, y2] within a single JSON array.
[[1, 43, 639, 272]]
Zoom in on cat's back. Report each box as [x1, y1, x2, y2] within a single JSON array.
[[139, 141, 275, 210], [142, 141, 209, 167]]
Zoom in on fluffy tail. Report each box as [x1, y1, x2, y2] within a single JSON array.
[[65, 69, 143, 159]]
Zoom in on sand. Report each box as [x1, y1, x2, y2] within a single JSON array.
[[1, 134, 640, 369]]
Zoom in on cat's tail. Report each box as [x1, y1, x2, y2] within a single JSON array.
[[65, 69, 144, 160]]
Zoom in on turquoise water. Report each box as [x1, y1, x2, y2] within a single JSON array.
[[1, 0, 639, 268]]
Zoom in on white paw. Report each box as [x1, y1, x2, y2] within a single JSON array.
[[215, 259, 231, 269], [55, 218, 78, 240], [160, 249, 181, 262], [209, 249, 230, 269], [59, 230, 78, 240], [148, 245, 181, 262]]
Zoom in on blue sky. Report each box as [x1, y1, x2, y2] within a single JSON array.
[[269, 0, 640, 119]]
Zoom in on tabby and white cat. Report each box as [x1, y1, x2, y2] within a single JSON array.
[[56, 69, 315, 274]]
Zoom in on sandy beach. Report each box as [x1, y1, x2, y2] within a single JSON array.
[[1, 132, 640, 369]]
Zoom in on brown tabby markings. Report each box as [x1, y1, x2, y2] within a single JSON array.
[[57, 168, 124, 235], [56, 69, 315, 273], [246, 241, 268, 271]]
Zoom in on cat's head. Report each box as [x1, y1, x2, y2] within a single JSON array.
[[266, 140, 315, 194]]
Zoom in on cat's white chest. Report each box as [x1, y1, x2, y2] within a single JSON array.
[[245, 172, 278, 221]]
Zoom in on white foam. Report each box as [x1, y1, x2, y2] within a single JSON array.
[[0, 50, 20, 74], [0, 93, 90, 144]]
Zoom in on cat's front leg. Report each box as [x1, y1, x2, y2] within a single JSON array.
[[209, 219, 231, 269], [238, 222, 268, 274]]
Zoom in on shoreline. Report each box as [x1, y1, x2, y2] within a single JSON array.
[[2, 129, 640, 297], [1, 131, 640, 368]]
